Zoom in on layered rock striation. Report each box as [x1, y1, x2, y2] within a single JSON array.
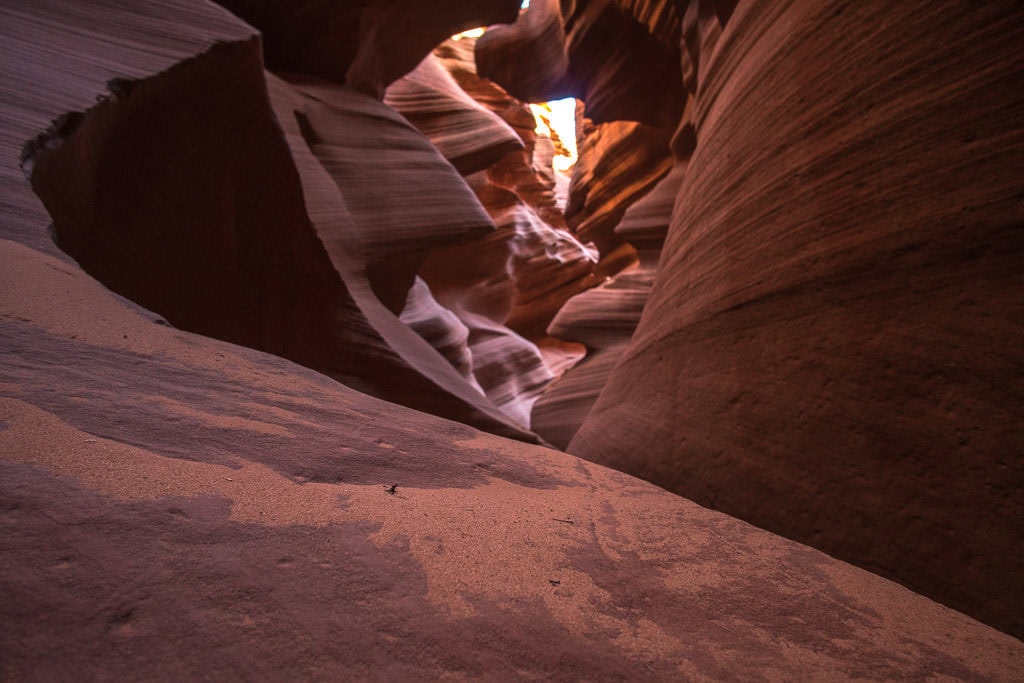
[[557, 0, 1024, 637], [26, 44, 539, 444], [2, 0, 1023, 677], [384, 38, 599, 426], [533, 164, 685, 447], [21, 0, 608, 440]]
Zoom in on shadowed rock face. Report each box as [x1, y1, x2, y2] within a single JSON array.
[[213, 0, 522, 96], [3, 0, 1024, 677], [476, 0, 685, 127], [566, 117, 674, 257], [25, 1, 539, 443], [565, 0, 1024, 637]]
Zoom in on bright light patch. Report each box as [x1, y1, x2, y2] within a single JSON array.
[[530, 97, 578, 173], [452, 27, 486, 40], [530, 105, 551, 136]]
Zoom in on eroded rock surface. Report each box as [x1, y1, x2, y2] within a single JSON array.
[[213, 0, 521, 96], [385, 37, 599, 426], [383, 52, 522, 175], [533, 164, 685, 447], [476, 0, 685, 127], [566, 118, 674, 260], [2, 0, 1023, 678], [24, 0, 548, 442], [568, 0, 1024, 637]]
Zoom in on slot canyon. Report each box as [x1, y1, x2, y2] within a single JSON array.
[[1, 0, 1022, 679]]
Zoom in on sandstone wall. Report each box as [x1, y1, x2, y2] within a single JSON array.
[[25, 0, 540, 442], [569, 0, 1024, 637]]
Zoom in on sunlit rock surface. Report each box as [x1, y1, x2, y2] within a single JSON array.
[[569, 0, 1024, 638], [435, 36, 569, 226], [424, 36, 596, 323], [567, 118, 674, 258], [476, 0, 680, 264]]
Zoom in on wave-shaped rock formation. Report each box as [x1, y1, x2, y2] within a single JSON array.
[[476, 0, 686, 128], [496, 0, 1022, 638], [22, 0, 561, 441], [477, 0, 679, 264], [383, 37, 599, 426], [533, 164, 685, 448], [2, 0, 1023, 678], [566, 118, 674, 259]]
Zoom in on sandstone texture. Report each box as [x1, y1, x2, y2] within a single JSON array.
[[3, 0, 1023, 678], [384, 36, 599, 427], [565, 0, 1024, 638], [22, 0, 551, 441], [533, 165, 685, 448], [476, 0, 685, 127]]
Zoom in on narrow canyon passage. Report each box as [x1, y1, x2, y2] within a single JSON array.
[[2, 0, 1022, 677], [19, 0, 1024, 641], [26, 10, 670, 448]]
